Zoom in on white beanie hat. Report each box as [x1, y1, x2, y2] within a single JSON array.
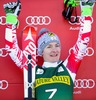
[[38, 28, 60, 56]]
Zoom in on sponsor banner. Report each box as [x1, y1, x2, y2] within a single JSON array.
[[0, 0, 96, 100]]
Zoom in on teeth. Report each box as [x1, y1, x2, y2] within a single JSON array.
[[51, 54, 57, 57]]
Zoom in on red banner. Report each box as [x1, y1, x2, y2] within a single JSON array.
[[0, 0, 96, 100]]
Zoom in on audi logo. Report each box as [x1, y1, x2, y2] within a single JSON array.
[[69, 47, 94, 57], [74, 79, 95, 88], [0, 16, 6, 25], [26, 16, 51, 25], [68, 16, 93, 25], [0, 80, 8, 90]]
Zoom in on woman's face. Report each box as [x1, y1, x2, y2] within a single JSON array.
[[42, 42, 61, 63]]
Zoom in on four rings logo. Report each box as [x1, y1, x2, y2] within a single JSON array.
[[0, 16, 6, 25], [26, 16, 51, 25], [74, 79, 95, 88]]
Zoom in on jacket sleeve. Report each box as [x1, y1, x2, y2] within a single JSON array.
[[5, 24, 23, 68], [63, 16, 93, 76]]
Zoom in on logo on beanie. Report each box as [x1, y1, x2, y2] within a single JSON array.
[[48, 32, 57, 40], [48, 32, 55, 36]]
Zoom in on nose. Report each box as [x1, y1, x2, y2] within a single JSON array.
[[51, 46, 58, 52]]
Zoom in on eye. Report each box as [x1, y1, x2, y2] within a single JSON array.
[[56, 43, 60, 47], [46, 45, 52, 48]]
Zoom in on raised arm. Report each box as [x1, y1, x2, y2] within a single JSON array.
[[64, 1, 94, 75], [4, 1, 23, 68]]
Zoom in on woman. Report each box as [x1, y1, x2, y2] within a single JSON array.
[[3, 1, 94, 100]]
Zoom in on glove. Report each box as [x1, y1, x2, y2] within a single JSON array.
[[64, 0, 79, 7], [80, 0, 94, 16], [3, 1, 21, 25]]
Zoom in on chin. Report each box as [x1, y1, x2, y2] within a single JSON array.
[[50, 59, 59, 63]]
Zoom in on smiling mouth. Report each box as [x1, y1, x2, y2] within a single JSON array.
[[50, 54, 58, 57]]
